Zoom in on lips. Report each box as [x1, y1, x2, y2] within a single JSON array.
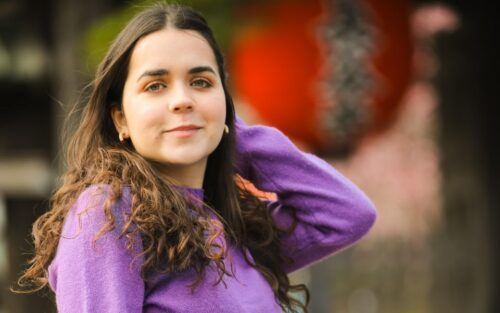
[[166, 125, 202, 132]]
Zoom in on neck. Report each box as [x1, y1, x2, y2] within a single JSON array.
[[155, 158, 207, 189]]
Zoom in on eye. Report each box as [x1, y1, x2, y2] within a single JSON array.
[[191, 79, 212, 88], [145, 82, 166, 92]]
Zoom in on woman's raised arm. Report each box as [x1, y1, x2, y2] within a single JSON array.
[[234, 115, 377, 274]]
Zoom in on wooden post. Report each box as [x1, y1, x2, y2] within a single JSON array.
[[431, 1, 499, 312]]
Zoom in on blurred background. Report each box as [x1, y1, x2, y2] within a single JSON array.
[[0, 0, 498, 312]]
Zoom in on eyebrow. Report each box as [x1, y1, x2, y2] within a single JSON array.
[[136, 66, 217, 82]]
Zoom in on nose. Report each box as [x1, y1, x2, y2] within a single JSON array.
[[168, 82, 194, 113]]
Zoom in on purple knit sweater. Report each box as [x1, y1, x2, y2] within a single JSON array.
[[47, 116, 377, 312]]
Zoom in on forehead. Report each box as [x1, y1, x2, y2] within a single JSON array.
[[127, 28, 217, 76]]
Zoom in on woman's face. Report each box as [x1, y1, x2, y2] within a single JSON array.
[[111, 28, 226, 186]]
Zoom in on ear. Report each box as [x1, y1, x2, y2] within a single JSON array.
[[110, 104, 129, 136]]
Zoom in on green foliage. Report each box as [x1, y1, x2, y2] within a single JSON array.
[[81, 0, 237, 76]]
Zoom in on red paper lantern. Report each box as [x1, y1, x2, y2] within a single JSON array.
[[229, 0, 413, 154]]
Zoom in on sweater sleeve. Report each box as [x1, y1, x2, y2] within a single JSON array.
[[49, 185, 144, 312], [234, 116, 378, 274]]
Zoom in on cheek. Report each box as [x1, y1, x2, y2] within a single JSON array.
[[125, 101, 164, 134], [214, 102, 226, 124], [208, 92, 227, 123]]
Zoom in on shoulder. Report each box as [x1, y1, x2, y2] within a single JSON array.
[[50, 184, 142, 286], [62, 184, 132, 238], [74, 184, 131, 214]]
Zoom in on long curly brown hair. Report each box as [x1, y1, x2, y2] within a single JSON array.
[[11, 2, 310, 312]]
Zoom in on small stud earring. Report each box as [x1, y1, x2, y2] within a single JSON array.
[[224, 124, 229, 134], [119, 133, 125, 142]]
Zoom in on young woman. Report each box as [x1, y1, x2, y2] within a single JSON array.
[[14, 3, 377, 313]]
